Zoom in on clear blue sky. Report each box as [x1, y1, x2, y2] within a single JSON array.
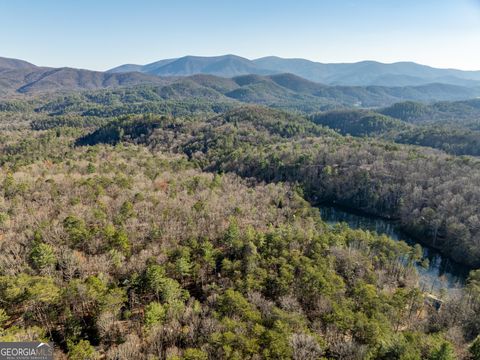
[[1, 0, 479, 71]]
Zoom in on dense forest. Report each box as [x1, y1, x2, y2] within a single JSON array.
[[72, 107, 480, 268], [310, 105, 480, 157], [379, 100, 480, 126], [1, 88, 480, 359]]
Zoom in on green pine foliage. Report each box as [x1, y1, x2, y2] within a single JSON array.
[[0, 94, 479, 358]]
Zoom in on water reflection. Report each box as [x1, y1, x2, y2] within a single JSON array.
[[319, 206, 470, 293]]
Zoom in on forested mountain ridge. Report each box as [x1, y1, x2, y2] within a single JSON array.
[[108, 54, 480, 87], [3, 56, 480, 108], [379, 99, 480, 126], [311, 110, 411, 137], [309, 98, 480, 156]]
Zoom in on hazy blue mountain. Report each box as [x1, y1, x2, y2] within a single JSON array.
[[108, 55, 274, 77], [253, 57, 480, 86], [108, 55, 275, 77], [108, 58, 178, 74], [106, 64, 144, 73], [109, 55, 480, 87]]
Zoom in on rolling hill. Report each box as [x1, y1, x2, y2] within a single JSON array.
[[0, 56, 168, 96], [311, 109, 411, 137]]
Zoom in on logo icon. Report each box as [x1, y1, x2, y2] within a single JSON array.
[[0, 342, 53, 360]]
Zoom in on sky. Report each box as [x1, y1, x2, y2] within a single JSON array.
[[0, 0, 479, 71]]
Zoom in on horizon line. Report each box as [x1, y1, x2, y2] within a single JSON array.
[[2, 53, 480, 73]]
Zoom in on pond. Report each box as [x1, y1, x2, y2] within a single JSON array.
[[319, 205, 470, 294]]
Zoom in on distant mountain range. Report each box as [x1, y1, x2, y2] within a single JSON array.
[[1, 56, 480, 108], [108, 54, 480, 87]]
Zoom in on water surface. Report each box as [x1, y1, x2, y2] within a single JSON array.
[[319, 205, 470, 294]]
